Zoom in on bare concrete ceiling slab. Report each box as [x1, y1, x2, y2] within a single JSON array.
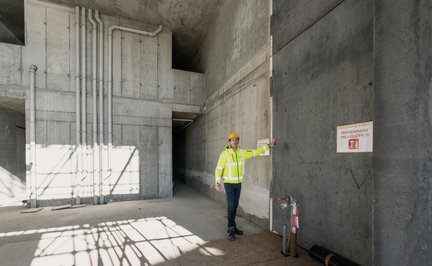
[[0, 97, 25, 114], [39, 0, 224, 70]]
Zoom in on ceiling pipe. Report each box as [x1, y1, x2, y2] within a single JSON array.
[[89, 9, 98, 205], [94, 10, 104, 205], [107, 24, 163, 171]]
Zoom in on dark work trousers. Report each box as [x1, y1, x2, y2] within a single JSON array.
[[224, 183, 242, 228]]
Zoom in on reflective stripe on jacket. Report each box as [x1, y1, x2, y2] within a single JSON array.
[[215, 144, 269, 184]]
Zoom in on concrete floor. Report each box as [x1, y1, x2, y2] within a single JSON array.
[[0, 183, 319, 265]]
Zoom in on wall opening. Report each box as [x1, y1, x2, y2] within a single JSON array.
[[0, 97, 25, 206], [172, 112, 197, 192]]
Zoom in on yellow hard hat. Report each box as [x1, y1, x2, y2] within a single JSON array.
[[228, 132, 240, 141]]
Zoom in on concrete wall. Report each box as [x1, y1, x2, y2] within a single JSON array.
[[271, 0, 373, 265], [0, 107, 26, 205], [185, 0, 272, 228], [373, 0, 432, 265], [0, 0, 205, 206]]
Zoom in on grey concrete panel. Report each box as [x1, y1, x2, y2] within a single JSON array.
[[373, 0, 432, 265], [22, 3, 46, 89], [34, 89, 76, 113], [0, 44, 21, 86], [140, 126, 158, 197], [271, 0, 343, 53], [121, 125, 140, 146], [190, 72, 205, 106], [0, 84, 26, 100], [35, 119, 47, 145], [174, 69, 191, 104], [140, 35, 158, 99], [35, 110, 75, 123], [121, 31, 141, 98], [184, 117, 206, 172], [112, 116, 171, 127], [271, 0, 373, 265], [195, 0, 270, 96], [15, 115, 26, 177], [157, 29, 173, 100], [35, 120, 70, 145], [112, 21, 122, 97], [35, 119, 73, 145], [68, 11, 75, 92], [112, 124, 121, 146], [112, 97, 171, 118], [46, 8, 70, 91], [158, 126, 172, 198]]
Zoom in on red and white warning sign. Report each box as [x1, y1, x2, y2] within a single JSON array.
[[337, 121, 373, 153]]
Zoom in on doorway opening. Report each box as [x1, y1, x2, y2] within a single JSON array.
[[0, 97, 25, 206], [172, 111, 198, 194]]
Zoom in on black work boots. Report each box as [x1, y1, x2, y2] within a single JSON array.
[[227, 227, 243, 241]]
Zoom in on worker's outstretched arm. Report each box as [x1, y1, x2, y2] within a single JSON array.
[[243, 138, 277, 159]]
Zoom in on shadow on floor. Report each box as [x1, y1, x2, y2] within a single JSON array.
[[0, 183, 319, 265]]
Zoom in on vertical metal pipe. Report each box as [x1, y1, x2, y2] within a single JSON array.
[[107, 27, 113, 172], [78, 6, 86, 205], [89, 9, 98, 205], [75, 6, 81, 205], [94, 10, 104, 204], [75, 6, 80, 147], [29, 65, 38, 208], [81, 7, 87, 146]]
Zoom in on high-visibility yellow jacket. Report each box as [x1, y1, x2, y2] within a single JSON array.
[[215, 144, 269, 184]]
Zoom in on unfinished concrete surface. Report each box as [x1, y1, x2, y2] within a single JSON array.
[[0, 0, 431, 265], [373, 0, 432, 265], [271, 0, 373, 265], [0, 183, 319, 266], [37, 0, 224, 70], [0, 0, 205, 206], [271, 0, 431, 265], [183, 0, 272, 229]]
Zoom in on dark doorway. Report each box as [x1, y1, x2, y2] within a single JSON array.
[[172, 112, 198, 192]]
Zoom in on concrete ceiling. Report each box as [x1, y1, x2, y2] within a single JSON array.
[[41, 0, 224, 70], [0, 97, 25, 114]]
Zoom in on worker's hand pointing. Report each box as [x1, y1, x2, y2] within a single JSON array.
[[269, 137, 277, 147]]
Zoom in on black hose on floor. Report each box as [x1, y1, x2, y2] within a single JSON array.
[[309, 245, 360, 266]]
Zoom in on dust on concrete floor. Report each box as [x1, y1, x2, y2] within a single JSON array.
[[159, 231, 319, 266], [0, 183, 319, 265]]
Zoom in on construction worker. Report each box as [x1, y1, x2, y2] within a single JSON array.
[[215, 132, 276, 240]]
